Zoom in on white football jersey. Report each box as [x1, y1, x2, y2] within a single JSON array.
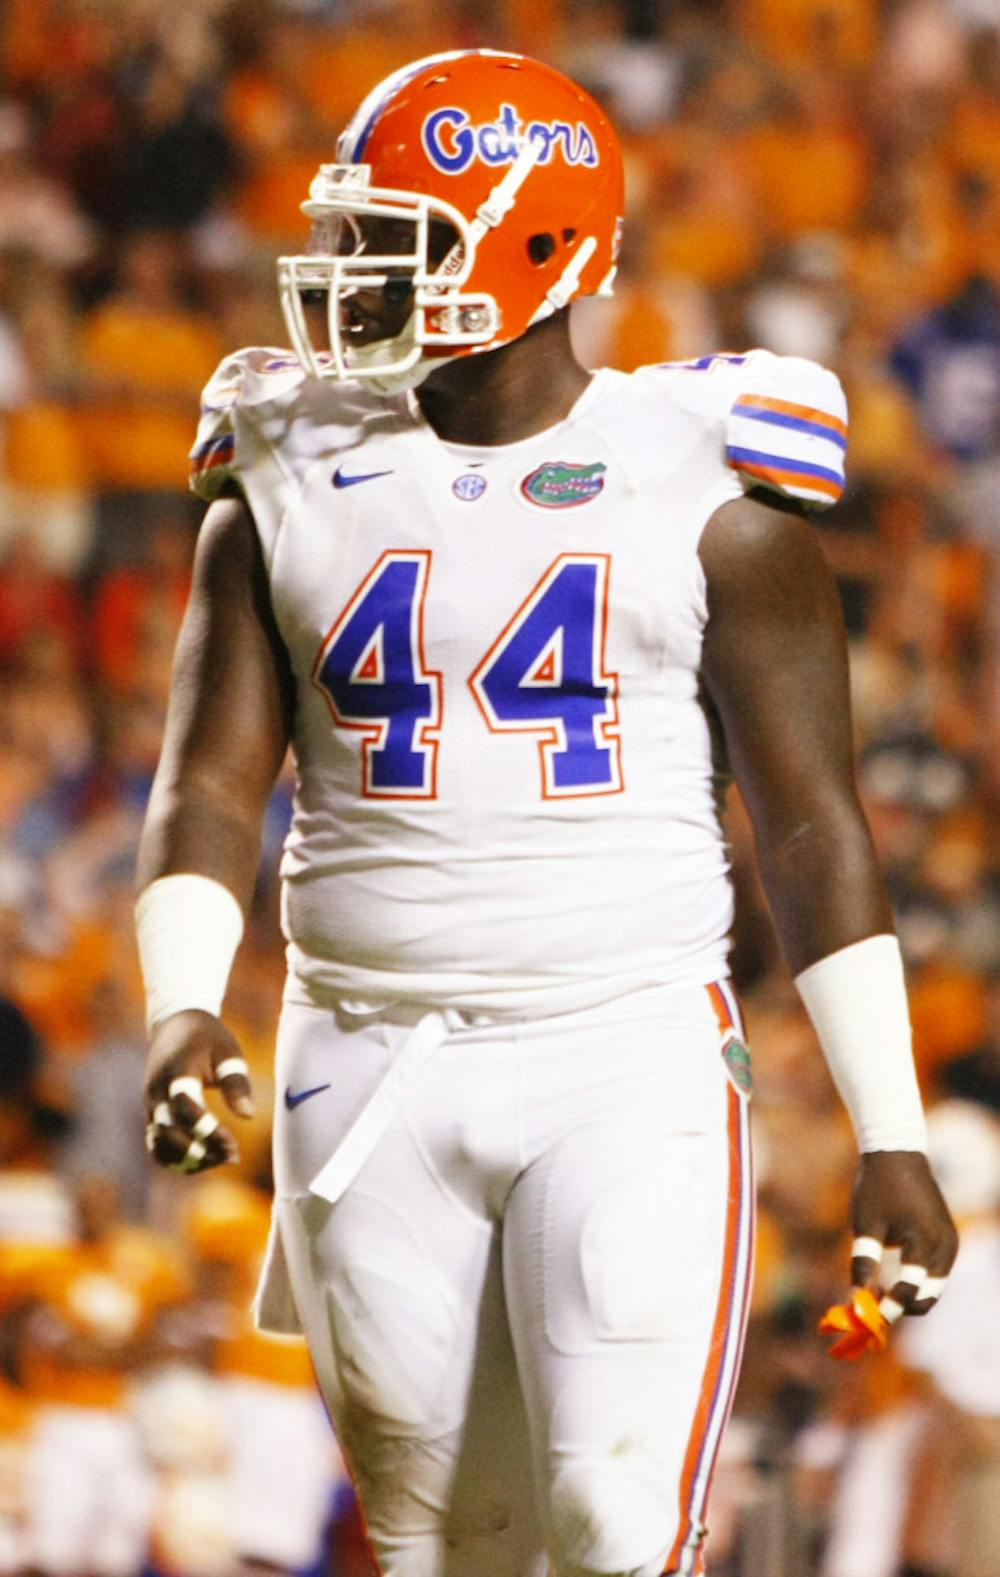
[[190, 348, 847, 1016]]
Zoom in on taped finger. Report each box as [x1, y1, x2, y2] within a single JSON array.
[[153, 1101, 172, 1129], [169, 1075, 205, 1107], [192, 1111, 220, 1141], [896, 1262, 928, 1292], [919, 1275, 947, 1301], [851, 1235, 884, 1264], [214, 1057, 249, 1083]]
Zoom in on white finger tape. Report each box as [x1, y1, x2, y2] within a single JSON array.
[[215, 1057, 249, 1082], [192, 1111, 219, 1141], [897, 1262, 928, 1290], [145, 1124, 158, 1153], [919, 1276, 947, 1301], [153, 1102, 172, 1129], [851, 1236, 884, 1263], [169, 1075, 205, 1106], [879, 1295, 905, 1324]]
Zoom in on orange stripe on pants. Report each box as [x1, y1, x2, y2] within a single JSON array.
[[662, 983, 754, 1575]]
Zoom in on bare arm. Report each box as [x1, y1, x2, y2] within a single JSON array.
[[699, 491, 890, 974], [700, 493, 957, 1313], [137, 494, 294, 904], [138, 495, 294, 1170]]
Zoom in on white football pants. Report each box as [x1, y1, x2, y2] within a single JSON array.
[[269, 981, 754, 1577]]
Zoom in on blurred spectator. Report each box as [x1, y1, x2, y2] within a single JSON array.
[[891, 272, 1000, 460], [132, 1361, 240, 1577], [123, 52, 239, 233], [14, 1174, 191, 1576], [0, 248, 95, 572], [180, 1179, 342, 1573], [744, 236, 849, 365], [77, 229, 224, 492], [91, 513, 194, 699], [0, 899, 74, 1204], [733, 0, 878, 76], [0, 100, 96, 269], [59, 977, 150, 1221], [0, 534, 84, 676], [562, 0, 683, 132], [939, 970, 1000, 1113]]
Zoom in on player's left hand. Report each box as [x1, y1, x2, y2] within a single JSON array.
[[849, 1150, 959, 1321], [144, 1009, 255, 1174]]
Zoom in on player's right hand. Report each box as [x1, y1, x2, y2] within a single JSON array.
[[143, 1009, 255, 1174]]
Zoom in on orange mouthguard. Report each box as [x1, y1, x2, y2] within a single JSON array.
[[818, 1287, 889, 1360]]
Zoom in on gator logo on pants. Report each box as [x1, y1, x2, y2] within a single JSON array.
[[520, 461, 607, 508], [722, 1034, 753, 1095]]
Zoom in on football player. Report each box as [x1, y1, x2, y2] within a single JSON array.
[[137, 50, 957, 1577]]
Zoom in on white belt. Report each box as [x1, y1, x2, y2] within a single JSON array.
[[308, 1007, 472, 1204]]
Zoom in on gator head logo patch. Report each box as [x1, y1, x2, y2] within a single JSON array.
[[521, 461, 607, 508], [722, 1034, 753, 1095]]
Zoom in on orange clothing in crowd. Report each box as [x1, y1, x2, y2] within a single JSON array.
[[77, 303, 223, 491], [2, 402, 90, 494], [213, 1311, 316, 1390], [650, 207, 762, 290], [735, 0, 878, 73], [18, 1227, 191, 1410], [14, 917, 144, 1056], [910, 965, 988, 1087], [236, 145, 334, 242], [736, 113, 870, 241]]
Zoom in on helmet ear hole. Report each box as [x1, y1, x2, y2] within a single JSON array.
[[562, 228, 576, 244], [527, 232, 557, 266]]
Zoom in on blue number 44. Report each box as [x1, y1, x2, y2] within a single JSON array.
[[314, 552, 621, 798]]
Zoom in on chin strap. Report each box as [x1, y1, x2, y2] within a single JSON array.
[[469, 135, 545, 244], [529, 235, 599, 325]]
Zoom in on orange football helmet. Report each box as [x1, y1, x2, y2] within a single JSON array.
[[277, 50, 625, 392]]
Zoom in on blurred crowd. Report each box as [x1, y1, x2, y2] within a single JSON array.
[[0, 1, 998, 1574]]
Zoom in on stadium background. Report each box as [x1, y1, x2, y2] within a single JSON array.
[[0, 1, 998, 1573]]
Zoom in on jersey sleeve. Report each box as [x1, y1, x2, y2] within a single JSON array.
[[189, 348, 293, 503], [653, 350, 848, 510], [189, 369, 240, 501], [187, 348, 313, 567]]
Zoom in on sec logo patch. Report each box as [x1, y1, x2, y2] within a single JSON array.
[[453, 473, 487, 501]]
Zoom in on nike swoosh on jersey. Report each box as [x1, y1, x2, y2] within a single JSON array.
[[284, 1082, 332, 1110], [333, 466, 394, 488]]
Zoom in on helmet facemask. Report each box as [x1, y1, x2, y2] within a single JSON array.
[[277, 165, 500, 394]]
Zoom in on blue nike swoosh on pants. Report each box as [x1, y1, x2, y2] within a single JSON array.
[[284, 1082, 332, 1110]]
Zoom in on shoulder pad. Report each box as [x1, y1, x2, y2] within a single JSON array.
[[649, 350, 848, 510], [188, 347, 303, 501]]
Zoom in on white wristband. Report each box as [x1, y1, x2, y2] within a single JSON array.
[[794, 934, 927, 1153], [135, 874, 244, 1032]]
